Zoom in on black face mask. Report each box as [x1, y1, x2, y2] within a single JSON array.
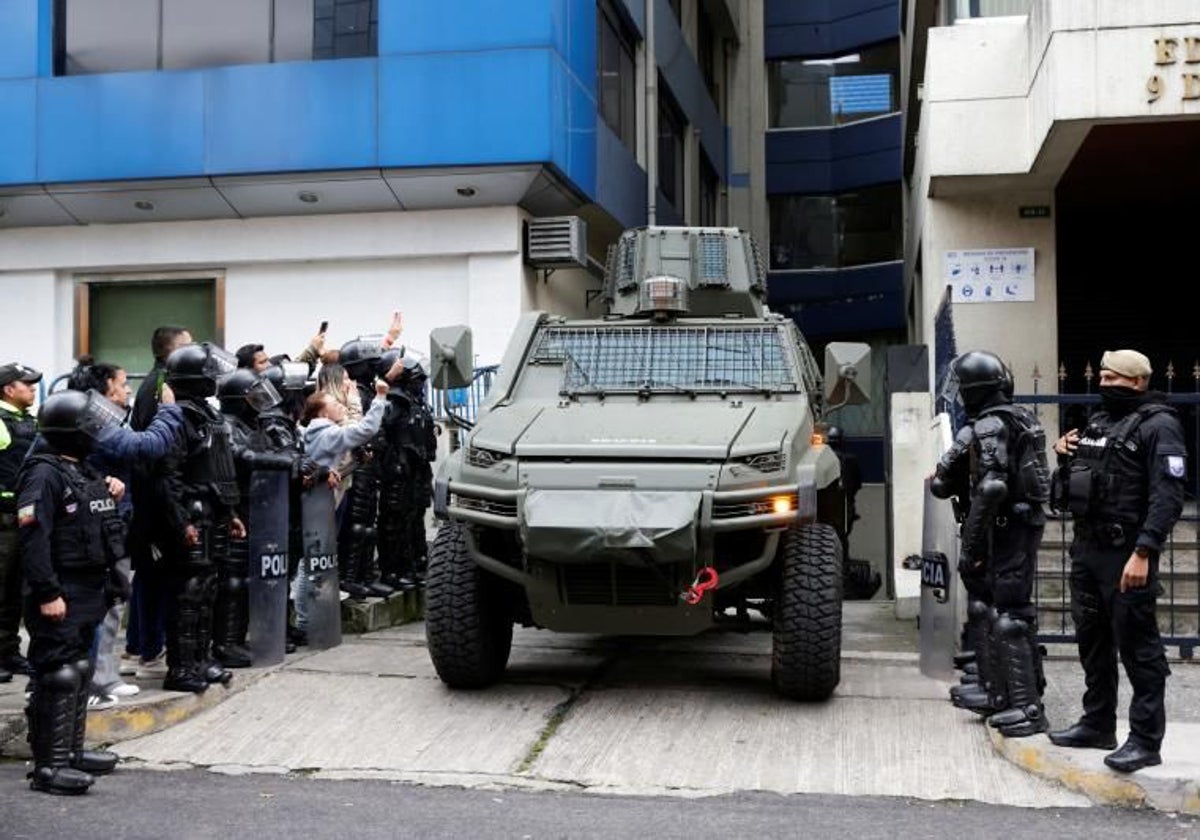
[[1099, 385, 1142, 415]]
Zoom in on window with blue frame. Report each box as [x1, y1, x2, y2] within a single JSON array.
[[768, 183, 902, 271], [767, 40, 899, 129], [53, 0, 377, 76]]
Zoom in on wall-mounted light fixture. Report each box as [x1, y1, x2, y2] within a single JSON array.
[[456, 186, 477, 198], [298, 191, 320, 204], [134, 200, 155, 211]]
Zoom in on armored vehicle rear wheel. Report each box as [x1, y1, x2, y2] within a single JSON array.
[[425, 520, 513, 689], [771, 521, 844, 701]]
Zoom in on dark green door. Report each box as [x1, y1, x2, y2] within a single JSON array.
[[87, 279, 218, 379]]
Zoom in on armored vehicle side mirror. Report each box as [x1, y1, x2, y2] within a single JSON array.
[[823, 342, 871, 409], [430, 324, 474, 390]]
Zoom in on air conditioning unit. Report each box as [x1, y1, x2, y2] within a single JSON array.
[[525, 216, 588, 269]]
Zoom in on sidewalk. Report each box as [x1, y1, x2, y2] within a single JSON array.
[[2, 601, 1197, 813]]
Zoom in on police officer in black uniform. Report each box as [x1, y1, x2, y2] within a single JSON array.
[[156, 343, 245, 693], [1048, 349, 1185, 773], [376, 352, 438, 590], [336, 339, 394, 600], [17, 390, 126, 795], [0, 362, 42, 683], [931, 350, 1051, 738]]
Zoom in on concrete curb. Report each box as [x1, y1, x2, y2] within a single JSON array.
[[988, 727, 1200, 814]]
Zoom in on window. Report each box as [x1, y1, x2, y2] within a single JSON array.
[[769, 183, 902, 270], [697, 10, 718, 101], [699, 154, 719, 227], [657, 82, 685, 215], [597, 1, 638, 151], [946, 0, 1032, 24], [55, 0, 378, 76], [767, 40, 899, 129]]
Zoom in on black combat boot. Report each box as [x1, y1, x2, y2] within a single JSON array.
[[70, 660, 118, 775], [988, 615, 1048, 737], [163, 587, 209, 694], [196, 584, 232, 685], [28, 665, 95, 795], [212, 571, 252, 668]]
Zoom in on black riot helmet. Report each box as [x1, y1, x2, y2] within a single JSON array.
[[398, 355, 428, 397], [947, 350, 1013, 418], [38, 389, 124, 458], [339, 338, 384, 385], [165, 342, 237, 400], [218, 369, 281, 421]]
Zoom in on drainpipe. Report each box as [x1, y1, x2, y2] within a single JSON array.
[[645, 0, 657, 225]]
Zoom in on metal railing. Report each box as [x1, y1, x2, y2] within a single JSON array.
[[430, 365, 499, 428]]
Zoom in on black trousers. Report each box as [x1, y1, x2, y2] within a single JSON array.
[[1069, 537, 1170, 750], [0, 519, 22, 660], [987, 518, 1043, 617], [24, 577, 107, 674]]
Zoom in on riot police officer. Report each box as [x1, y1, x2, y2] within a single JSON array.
[[1048, 349, 1185, 773], [376, 352, 438, 590], [931, 350, 1051, 738], [156, 343, 245, 693], [335, 339, 394, 600], [17, 390, 126, 794]]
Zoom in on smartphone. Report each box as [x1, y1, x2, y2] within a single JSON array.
[[318, 320, 329, 335]]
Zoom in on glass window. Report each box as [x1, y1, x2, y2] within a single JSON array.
[[768, 40, 899, 129], [946, 0, 1031, 24], [769, 183, 902, 270], [658, 83, 685, 215], [699, 154, 719, 227], [56, 0, 375, 75], [697, 10, 718, 101], [597, 1, 638, 151]]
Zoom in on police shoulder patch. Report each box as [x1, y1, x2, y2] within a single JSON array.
[[17, 504, 36, 527], [1166, 455, 1186, 479]]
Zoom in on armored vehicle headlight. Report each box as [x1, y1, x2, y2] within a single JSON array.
[[465, 446, 510, 468], [771, 495, 793, 515]]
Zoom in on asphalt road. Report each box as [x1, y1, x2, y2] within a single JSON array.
[[1, 764, 1196, 840]]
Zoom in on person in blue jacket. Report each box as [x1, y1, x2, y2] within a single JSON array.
[[61, 358, 184, 703]]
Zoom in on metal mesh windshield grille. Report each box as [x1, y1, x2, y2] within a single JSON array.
[[529, 325, 799, 394]]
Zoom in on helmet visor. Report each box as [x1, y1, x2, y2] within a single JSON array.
[[277, 362, 310, 391], [244, 378, 283, 412], [79, 390, 127, 439], [202, 344, 239, 382]]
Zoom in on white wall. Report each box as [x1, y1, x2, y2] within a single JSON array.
[[0, 206, 531, 380]]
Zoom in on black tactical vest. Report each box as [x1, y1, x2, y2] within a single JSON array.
[[181, 402, 240, 507], [24, 455, 125, 573], [1064, 404, 1171, 524], [977, 403, 1051, 504], [0, 407, 38, 501]]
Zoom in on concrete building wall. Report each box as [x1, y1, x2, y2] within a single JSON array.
[[0, 206, 530, 380]]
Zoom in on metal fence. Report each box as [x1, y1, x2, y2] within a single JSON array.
[[429, 364, 499, 427]]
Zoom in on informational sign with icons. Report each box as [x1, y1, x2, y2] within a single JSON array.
[[944, 247, 1035, 303]]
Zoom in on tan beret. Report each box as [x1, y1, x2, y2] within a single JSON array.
[[1100, 349, 1152, 379]]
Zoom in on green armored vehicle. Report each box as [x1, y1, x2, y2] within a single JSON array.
[[426, 225, 870, 701]]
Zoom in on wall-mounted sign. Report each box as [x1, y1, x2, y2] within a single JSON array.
[[944, 247, 1034, 304], [1147, 37, 1200, 103], [1019, 205, 1051, 219]]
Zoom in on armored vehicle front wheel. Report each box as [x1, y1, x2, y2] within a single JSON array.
[[425, 520, 514, 689], [771, 521, 844, 701]]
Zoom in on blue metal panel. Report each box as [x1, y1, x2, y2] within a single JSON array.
[[654, 0, 726, 180], [38, 71, 207, 183], [378, 50, 555, 168], [0, 0, 45, 79], [551, 51, 598, 198], [768, 261, 905, 335], [0, 79, 36, 182], [379, 0, 596, 92], [765, 0, 899, 59], [206, 59, 378, 174], [596, 119, 646, 229], [765, 114, 901, 193]]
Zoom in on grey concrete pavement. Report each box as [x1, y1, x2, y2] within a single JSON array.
[[111, 603, 1093, 808]]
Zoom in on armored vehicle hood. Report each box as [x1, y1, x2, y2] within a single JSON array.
[[471, 401, 802, 460]]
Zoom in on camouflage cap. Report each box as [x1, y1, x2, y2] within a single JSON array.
[[1100, 349, 1152, 379]]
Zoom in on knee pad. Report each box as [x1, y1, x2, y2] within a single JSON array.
[[38, 663, 82, 693], [995, 613, 1028, 641]]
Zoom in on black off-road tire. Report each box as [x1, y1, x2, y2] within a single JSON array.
[[771, 521, 844, 701], [425, 520, 513, 689]]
